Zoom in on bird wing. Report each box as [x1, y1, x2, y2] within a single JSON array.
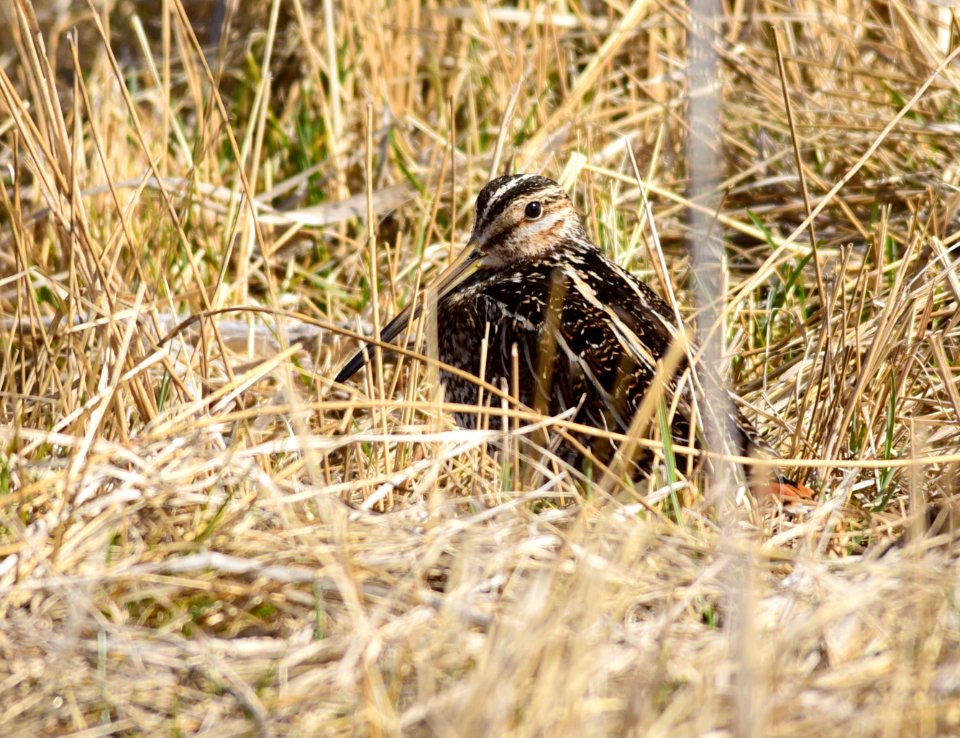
[[578, 252, 779, 463], [475, 258, 692, 442]]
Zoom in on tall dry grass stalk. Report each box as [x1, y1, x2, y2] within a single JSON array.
[[1, 0, 960, 734]]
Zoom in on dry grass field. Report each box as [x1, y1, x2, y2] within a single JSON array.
[[2, 0, 960, 735]]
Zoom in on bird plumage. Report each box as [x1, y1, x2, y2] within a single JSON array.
[[336, 174, 806, 493]]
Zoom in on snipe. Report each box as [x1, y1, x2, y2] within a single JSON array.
[[336, 174, 806, 494]]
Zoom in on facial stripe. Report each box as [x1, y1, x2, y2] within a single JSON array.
[[485, 174, 536, 212], [480, 210, 566, 248], [475, 174, 528, 229], [475, 174, 561, 234], [479, 174, 539, 228]]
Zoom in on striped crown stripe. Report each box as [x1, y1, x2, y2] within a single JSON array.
[[475, 174, 557, 233]]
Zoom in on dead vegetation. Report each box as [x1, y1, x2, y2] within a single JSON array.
[[2, 0, 960, 734]]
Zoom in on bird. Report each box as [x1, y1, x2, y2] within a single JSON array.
[[336, 173, 808, 496]]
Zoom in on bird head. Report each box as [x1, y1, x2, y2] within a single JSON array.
[[334, 174, 583, 383], [467, 174, 586, 267]]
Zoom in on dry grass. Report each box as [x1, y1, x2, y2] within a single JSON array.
[[2, 0, 960, 734]]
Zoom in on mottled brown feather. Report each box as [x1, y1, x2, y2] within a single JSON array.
[[337, 174, 810, 495]]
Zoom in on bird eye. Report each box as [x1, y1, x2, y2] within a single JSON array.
[[524, 201, 543, 220]]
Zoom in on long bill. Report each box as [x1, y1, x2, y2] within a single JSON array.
[[334, 242, 481, 384]]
